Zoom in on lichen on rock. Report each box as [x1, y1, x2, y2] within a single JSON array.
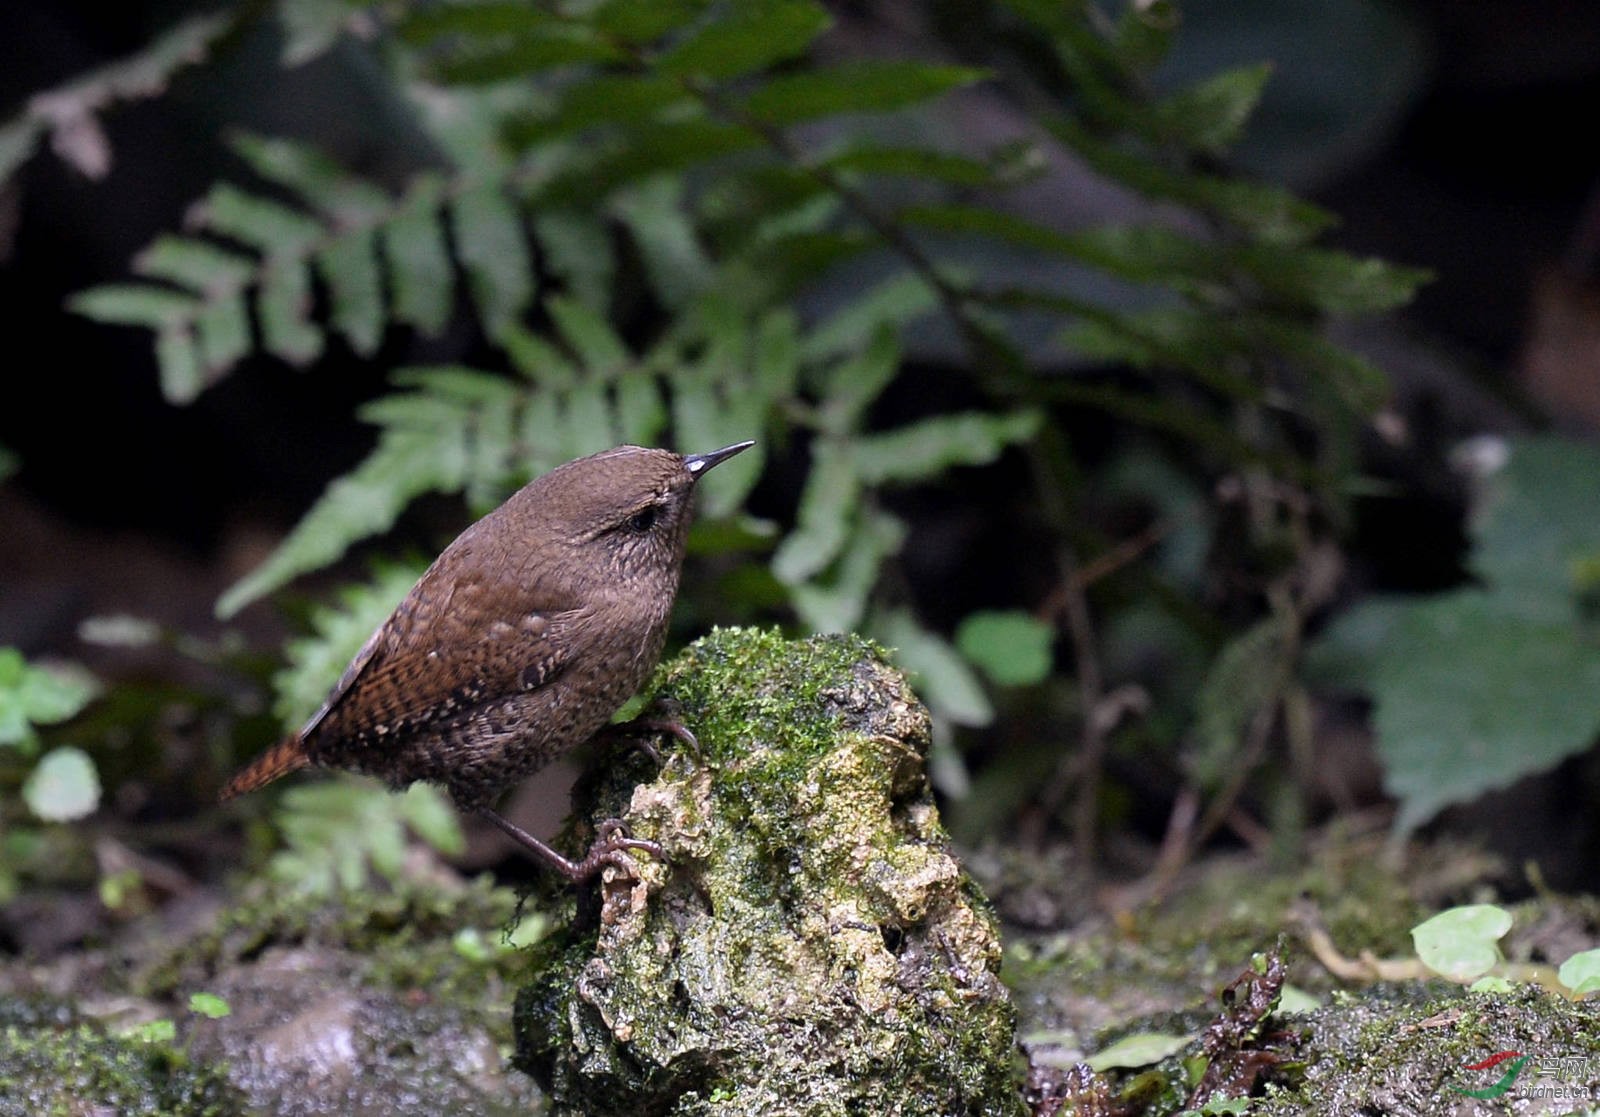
[[515, 627, 1025, 1116]]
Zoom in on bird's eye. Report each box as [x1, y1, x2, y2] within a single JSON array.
[[626, 505, 660, 534]]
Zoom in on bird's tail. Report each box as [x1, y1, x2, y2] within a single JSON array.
[[219, 733, 311, 802]]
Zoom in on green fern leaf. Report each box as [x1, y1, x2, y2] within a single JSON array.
[[533, 210, 615, 312], [450, 183, 534, 342], [317, 229, 385, 356], [772, 444, 861, 584], [656, 0, 830, 81], [257, 258, 324, 365], [591, 0, 708, 44], [743, 61, 986, 125], [1147, 62, 1273, 156], [133, 235, 255, 292], [789, 507, 905, 633], [852, 410, 1042, 484], [385, 174, 455, 336]]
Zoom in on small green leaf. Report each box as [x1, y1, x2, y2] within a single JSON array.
[[822, 145, 1000, 187], [1085, 1031, 1192, 1071], [0, 650, 98, 752], [452, 927, 494, 962], [955, 611, 1054, 687], [188, 992, 232, 1019], [1411, 904, 1512, 981], [122, 1019, 177, 1045], [1559, 948, 1600, 996], [1277, 985, 1321, 1014], [534, 210, 614, 313], [23, 746, 102, 822], [744, 61, 985, 125]]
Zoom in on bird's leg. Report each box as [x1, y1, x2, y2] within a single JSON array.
[[478, 807, 664, 883]]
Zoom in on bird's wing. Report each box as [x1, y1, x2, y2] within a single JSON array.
[[301, 535, 583, 746]]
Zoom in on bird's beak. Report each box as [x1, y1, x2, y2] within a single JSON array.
[[684, 440, 755, 478]]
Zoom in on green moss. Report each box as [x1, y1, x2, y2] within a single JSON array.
[[517, 627, 1025, 1116], [0, 1018, 240, 1117], [140, 873, 533, 1015]]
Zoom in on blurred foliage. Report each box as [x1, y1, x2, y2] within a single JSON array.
[[1309, 435, 1600, 835], [0, 649, 101, 900], [8, 0, 1531, 876]]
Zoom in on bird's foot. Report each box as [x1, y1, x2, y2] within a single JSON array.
[[599, 714, 701, 766], [478, 808, 663, 883]]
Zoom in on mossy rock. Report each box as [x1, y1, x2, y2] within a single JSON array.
[[515, 627, 1025, 1116]]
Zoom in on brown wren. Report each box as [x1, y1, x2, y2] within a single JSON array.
[[220, 440, 754, 880]]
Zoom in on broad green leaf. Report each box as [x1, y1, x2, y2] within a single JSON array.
[[1469, 435, 1600, 614], [743, 62, 986, 126], [955, 610, 1054, 687], [1411, 904, 1511, 982], [451, 184, 534, 342], [1084, 1031, 1192, 1071], [1311, 590, 1600, 835], [257, 259, 324, 365], [852, 410, 1041, 484], [384, 175, 454, 336], [657, 0, 830, 81], [1559, 948, 1600, 996], [23, 746, 101, 822], [875, 609, 993, 726]]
